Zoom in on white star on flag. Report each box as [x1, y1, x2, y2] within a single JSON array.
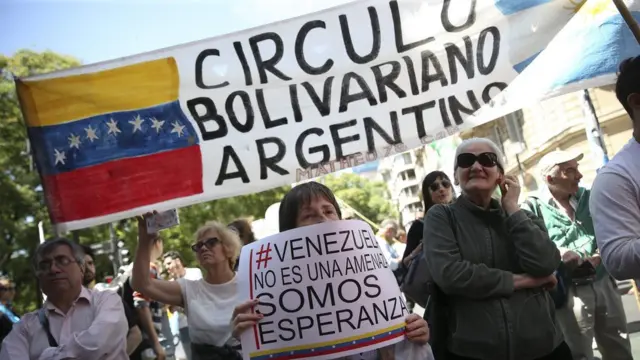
[[150, 117, 165, 134], [129, 115, 144, 133], [106, 118, 121, 135], [54, 149, 66, 165], [85, 125, 99, 142], [171, 121, 185, 137], [68, 133, 81, 149]]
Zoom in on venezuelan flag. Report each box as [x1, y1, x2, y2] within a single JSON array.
[[17, 57, 203, 225]]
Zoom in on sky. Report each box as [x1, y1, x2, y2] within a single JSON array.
[[0, 0, 351, 64]]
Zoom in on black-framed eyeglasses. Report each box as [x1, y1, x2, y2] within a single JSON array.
[[457, 152, 499, 169], [0, 286, 15, 291], [36, 255, 77, 273], [191, 237, 220, 253], [429, 179, 451, 192]]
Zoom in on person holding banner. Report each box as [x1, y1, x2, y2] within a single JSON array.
[[423, 138, 570, 360], [232, 181, 433, 360], [131, 216, 243, 360]]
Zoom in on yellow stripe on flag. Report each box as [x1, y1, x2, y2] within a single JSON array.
[[17, 57, 180, 127]]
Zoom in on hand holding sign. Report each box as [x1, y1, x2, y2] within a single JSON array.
[[232, 299, 263, 339], [236, 220, 414, 360], [404, 314, 429, 345]]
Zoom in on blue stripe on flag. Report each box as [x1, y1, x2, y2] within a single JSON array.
[[550, 11, 640, 88], [494, 0, 551, 16], [513, 51, 542, 73], [29, 101, 200, 176]]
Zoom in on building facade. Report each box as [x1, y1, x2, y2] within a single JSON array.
[[459, 86, 633, 198], [377, 149, 429, 227]]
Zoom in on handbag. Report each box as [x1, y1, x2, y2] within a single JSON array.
[[401, 252, 431, 307]]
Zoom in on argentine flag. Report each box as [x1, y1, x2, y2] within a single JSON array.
[[473, 0, 640, 122]]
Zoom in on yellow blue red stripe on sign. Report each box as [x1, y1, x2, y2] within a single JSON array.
[[249, 323, 406, 360]]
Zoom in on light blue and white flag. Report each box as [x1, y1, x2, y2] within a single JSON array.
[[472, 0, 640, 123]]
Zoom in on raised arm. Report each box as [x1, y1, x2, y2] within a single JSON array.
[[130, 215, 183, 307], [590, 172, 640, 280], [505, 209, 560, 277], [423, 205, 514, 299]]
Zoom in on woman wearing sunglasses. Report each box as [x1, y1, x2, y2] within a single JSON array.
[[131, 215, 243, 360], [402, 171, 456, 274], [423, 138, 570, 360], [231, 182, 434, 360], [400, 171, 455, 311]]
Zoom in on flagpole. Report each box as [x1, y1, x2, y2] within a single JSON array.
[[613, 0, 640, 43]]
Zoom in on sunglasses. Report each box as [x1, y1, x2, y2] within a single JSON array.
[[191, 237, 220, 253], [429, 180, 451, 192], [0, 286, 15, 291], [457, 152, 499, 169]]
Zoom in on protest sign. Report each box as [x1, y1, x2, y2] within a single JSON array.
[[16, 0, 635, 232], [237, 220, 407, 360]]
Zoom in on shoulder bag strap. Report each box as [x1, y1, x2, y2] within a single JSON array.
[[38, 308, 59, 347], [0, 304, 19, 323]]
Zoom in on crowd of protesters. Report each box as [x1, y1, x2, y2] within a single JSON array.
[[2, 56, 640, 360]]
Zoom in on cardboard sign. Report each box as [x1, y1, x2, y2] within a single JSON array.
[[237, 220, 408, 360]]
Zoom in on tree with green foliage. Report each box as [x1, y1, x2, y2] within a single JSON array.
[[0, 50, 290, 314], [321, 173, 397, 225]]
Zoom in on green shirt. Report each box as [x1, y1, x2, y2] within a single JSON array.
[[522, 187, 606, 280]]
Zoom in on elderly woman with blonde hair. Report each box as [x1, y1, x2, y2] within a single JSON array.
[[423, 138, 570, 360], [131, 215, 243, 360]]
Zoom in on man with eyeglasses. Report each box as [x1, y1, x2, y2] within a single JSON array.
[[0, 276, 18, 347], [0, 238, 128, 360], [522, 151, 632, 360]]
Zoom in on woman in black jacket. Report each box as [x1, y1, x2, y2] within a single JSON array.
[[402, 171, 456, 263]]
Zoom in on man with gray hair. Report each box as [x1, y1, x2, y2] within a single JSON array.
[[521, 150, 632, 360], [376, 219, 404, 271], [0, 238, 128, 360]]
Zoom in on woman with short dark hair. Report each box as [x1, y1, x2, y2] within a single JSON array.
[[232, 181, 434, 360]]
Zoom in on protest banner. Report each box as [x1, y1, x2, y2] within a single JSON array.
[[237, 220, 406, 360], [15, 0, 639, 231]]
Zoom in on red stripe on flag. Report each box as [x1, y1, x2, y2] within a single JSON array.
[[42, 145, 203, 223]]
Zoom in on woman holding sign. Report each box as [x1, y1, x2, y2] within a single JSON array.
[[131, 216, 243, 360], [423, 138, 571, 360], [232, 181, 433, 360]]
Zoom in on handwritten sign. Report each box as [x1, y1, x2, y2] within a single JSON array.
[[17, 0, 611, 232], [237, 220, 408, 360]]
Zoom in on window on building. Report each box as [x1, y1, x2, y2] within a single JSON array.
[[399, 169, 417, 181], [504, 110, 526, 153], [486, 124, 508, 165], [402, 153, 412, 165], [401, 185, 419, 198]]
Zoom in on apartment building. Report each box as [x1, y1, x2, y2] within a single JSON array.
[[460, 86, 633, 198], [377, 149, 429, 227]]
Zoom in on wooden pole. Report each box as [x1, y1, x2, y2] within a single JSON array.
[[613, 0, 640, 43]]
